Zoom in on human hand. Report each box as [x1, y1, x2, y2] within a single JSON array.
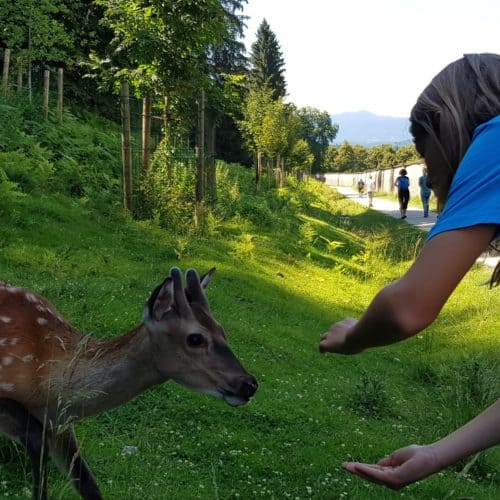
[[342, 444, 442, 490], [319, 317, 362, 354]]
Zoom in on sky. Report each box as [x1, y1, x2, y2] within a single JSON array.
[[241, 0, 500, 117]]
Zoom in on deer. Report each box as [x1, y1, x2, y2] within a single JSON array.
[[0, 268, 258, 500]]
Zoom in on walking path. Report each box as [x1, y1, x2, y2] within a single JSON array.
[[328, 184, 499, 270]]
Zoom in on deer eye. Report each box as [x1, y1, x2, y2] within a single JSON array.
[[187, 333, 205, 347]]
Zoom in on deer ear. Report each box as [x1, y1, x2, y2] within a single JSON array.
[[144, 277, 174, 322], [199, 268, 216, 289]]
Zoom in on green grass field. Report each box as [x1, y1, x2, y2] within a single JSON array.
[[0, 181, 499, 499]]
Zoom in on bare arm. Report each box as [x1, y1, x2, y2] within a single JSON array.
[[342, 399, 500, 490], [319, 224, 496, 354]]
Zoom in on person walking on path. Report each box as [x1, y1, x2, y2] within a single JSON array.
[[319, 53, 500, 490], [418, 167, 432, 217], [366, 175, 376, 207], [394, 168, 410, 218], [357, 178, 365, 197]]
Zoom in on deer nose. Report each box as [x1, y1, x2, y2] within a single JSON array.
[[240, 375, 258, 399]]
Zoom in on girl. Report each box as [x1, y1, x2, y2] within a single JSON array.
[[319, 53, 500, 489], [418, 167, 432, 217], [394, 168, 410, 218]]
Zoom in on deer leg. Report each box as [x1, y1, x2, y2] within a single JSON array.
[[49, 425, 103, 500], [0, 398, 49, 500]]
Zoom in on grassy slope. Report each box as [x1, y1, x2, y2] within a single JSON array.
[[0, 183, 499, 499]]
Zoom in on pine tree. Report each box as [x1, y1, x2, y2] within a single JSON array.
[[249, 18, 286, 99]]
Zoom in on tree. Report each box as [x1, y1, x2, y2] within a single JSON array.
[[207, 0, 250, 165], [297, 107, 338, 173], [95, 0, 226, 97], [0, 0, 73, 97], [0, 0, 73, 63], [248, 19, 286, 99], [289, 139, 314, 180], [334, 141, 357, 172], [395, 144, 419, 166]]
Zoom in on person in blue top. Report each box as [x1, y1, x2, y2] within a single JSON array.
[[319, 53, 500, 490], [394, 168, 410, 218], [418, 167, 432, 217]]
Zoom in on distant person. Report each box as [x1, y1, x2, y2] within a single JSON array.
[[394, 168, 410, 218], [357, 178, 365, 196], [319, 53, 500, 490], [418, 167, 432, 217], [366, 175, 376, 207]]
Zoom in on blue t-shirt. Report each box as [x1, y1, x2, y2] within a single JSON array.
[[396, 176, 409, 190], [428, 115, 500, 241]]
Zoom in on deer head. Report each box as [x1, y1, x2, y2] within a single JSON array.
[[143, 268, 257, 406]]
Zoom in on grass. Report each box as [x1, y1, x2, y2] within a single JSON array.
[[0, 181, 499, 499]]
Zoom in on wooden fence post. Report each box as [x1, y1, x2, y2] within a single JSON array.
[[43, 70, 50, 120], [195, 89, 205, 228], [142, 95, 151, 172], [16, 58, 23, 93], [57, 68, 63, 122], [120, 83, 133, 211], [2, 49, 11, 96]]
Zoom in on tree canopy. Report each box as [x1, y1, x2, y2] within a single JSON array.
[[248, 18, 286, 100]]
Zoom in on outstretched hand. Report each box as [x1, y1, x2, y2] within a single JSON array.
[[342, 444, 443, 490], [319, 317, 362, 354]]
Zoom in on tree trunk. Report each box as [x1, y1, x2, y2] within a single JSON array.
[[142, 95, 152, 172], [16, 58, 22, 93], [120, 83, 133, 211], [2, 49, 10, 96], [43, 70, 50, 120], [256, 151, 262, 191], [206, 121, 216, 204], [56, 68, 63, 122], [195, 89, 205, 228]]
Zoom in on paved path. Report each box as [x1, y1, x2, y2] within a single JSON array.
[[327, 183, 499, 270]]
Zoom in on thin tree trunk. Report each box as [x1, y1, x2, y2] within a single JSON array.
[[142, 95, 152, 172], [195, 89, 205, 228], [2, 49, 10, 96], [43, 70, 50, 120], [120, 83, 133, 211], [16, 58, 23, 93], [256, 151, 262, 191], [56, 68, 63, 122], [163, 96, 168, 141], [207, 121, 216, 203]]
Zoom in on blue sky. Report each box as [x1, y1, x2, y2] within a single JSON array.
[[242, 0, 500, 117]]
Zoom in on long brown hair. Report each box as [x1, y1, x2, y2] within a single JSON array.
[[409, 53, 500, 286]]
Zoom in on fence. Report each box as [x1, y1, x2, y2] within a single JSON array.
[[1, 48, 217, 224]]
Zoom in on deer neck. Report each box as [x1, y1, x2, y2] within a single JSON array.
[[55, 325, 165, 420]]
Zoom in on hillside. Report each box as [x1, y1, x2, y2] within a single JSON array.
[[331, 110, 412, 146], [0, 106, 499, 499]]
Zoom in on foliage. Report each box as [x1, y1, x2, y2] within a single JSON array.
[[297, 107, 339, 173], [325, 141, 420, 172], [289, 138, 314, 177], [0, 0, 73, 65], [0, 96, 121, 202], [248, 18, 286, 99], [95, 0, 225, 96]]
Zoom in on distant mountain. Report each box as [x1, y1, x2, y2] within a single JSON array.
[[331, 111, 412, 146]]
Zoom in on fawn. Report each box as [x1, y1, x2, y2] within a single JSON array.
[[0, 268, 258, 499]]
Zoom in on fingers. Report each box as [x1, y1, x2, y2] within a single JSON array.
[[318, 317, 358, 354], [342, 462, 404, 490]]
